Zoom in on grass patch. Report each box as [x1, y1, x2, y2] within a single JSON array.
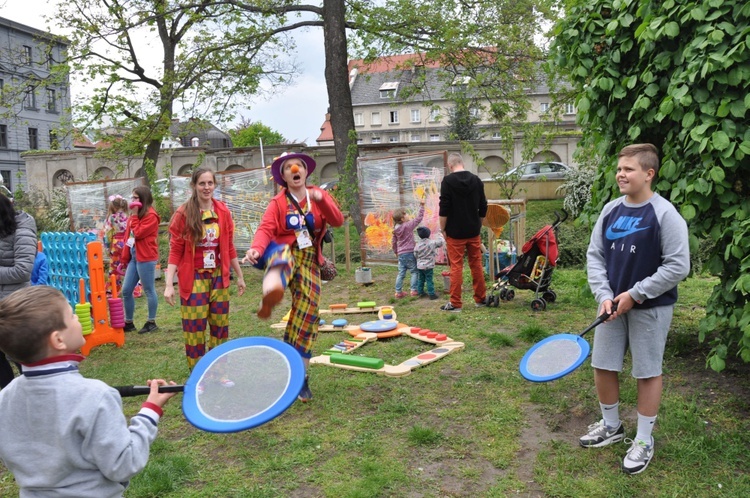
[[0, 246, 748, 496]]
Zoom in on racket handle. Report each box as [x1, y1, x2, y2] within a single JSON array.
[[580, 303, 618, 336], [115, 385, 185, 397]]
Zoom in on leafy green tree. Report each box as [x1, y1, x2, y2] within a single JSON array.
[[551, 0, 750, 370], [52, 0, 560, 229], [229, 120, 286, 148], [447, 101, 481, 141]]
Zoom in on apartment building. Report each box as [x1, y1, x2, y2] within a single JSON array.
[[0, 16, 71, 192], [322, 53, 578, 177]]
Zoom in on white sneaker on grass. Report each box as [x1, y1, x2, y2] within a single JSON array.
[[622, 437, 654, 475], [579, 419, 625, 448]]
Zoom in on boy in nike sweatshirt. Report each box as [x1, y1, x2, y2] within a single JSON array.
[[579, 144, 689, 475], [0, 286, 177, 497]]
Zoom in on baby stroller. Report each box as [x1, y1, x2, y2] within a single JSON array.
[[486, 210, 568, 311]]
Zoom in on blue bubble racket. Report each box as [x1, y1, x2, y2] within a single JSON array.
[[519, 305, 616, 382], [115, 337, 305, 432]]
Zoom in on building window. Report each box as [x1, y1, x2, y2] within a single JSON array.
[[540, 102, 550, 114], [379, 82, 398, 99], [410, 109, 420, 123], [371, 136, 381, 144], [24, 86, 36, 109], [389, 135, 398, 143], [389, 111, 399, 124], [429, 134, 440, 142], [0, 125, 7, 148], [410, 133, 420, 142], [492, 131, 501, 139], [0, 170, 10, 190], [49, 130, 59, 150], [469, 107, 481, 118], [22, 45, 32, 65], [28, 128, 39, 150], [354, 113, 364, 126], [190, 137, 200, 146], [356, 138, 363, 144], [429, 109, 440, 122], [371, 112, 381, 126], [564, 103, 576, 115], [46, 88, 57, 112]]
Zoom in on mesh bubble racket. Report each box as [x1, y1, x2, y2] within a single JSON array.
[[115, 337, 305, 432], [519, 305, 616, 382]]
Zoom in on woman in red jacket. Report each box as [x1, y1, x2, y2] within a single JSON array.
[[121, 185, 161, 334], [164, 168, 246, 371], [243, 152, 344, 401]]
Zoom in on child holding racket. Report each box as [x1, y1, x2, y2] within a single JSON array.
[[581, 143, 689, 474], [0, 286, 177, 496], [243, 152, 344, 402]]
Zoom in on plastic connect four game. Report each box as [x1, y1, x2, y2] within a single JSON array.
[[40, 232, 97, 309]]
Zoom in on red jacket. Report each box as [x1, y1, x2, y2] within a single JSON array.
[[251, 186, 344, 265], [120, 207, 160, 263], [168, 200, 238, 300]]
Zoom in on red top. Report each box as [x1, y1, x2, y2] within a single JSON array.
[[120, 207, 160, 263], [168, 200, 238, 300], [251, 186, 344, 266]]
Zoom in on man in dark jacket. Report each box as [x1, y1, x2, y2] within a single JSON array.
[[438, 152, 488, 312]]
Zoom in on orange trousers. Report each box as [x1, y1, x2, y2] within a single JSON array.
[[446, 235, 486, 308]]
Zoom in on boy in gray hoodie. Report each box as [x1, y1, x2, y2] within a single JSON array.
[[579, 144, 689, 475]]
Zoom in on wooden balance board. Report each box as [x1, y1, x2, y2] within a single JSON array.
[[309, 327, 464, 377], [319, 302, 386, 315]]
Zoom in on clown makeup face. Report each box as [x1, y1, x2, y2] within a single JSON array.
[[282, 159, 307, 188]]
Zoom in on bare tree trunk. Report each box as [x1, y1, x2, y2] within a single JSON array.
[[323, 0, 362, 232]]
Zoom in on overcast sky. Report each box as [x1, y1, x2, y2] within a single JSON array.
[[0, 2, 330, 144]]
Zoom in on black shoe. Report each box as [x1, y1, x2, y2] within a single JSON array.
[[298, 376, 312, 402], [428, 294, 439, 300], [138, 321, 159, 334], [123, 321, 136, 332]]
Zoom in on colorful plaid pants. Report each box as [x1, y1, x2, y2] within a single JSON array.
[[180, 268, 230, 370], [267, 244, 320, 358]]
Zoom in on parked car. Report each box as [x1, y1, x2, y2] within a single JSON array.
[[500, 161, 571, 181], [320, 179, 339, 191]]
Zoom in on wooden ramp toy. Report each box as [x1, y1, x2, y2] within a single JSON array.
[[319, 301, 387, 315], [310, 326, 464, 377], [271, 317, 360, 333]]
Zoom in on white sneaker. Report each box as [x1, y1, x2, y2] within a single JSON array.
[[622, 437, 654, 475], [579, 419, 625, 448]]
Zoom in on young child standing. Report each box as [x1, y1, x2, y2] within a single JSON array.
[[104, 195, 129, 295], [580, 143, 689, 475], [391, 200, 425, 298], [414, 226, 445, 300], [0, 286, 177, 496]]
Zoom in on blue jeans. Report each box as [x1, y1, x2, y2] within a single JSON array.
[[395, 253, 418, 293], [122, 246, 158, 322], [416, 268, 435, 296]]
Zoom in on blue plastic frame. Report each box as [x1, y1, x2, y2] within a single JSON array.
[[182, 337, 305, 433], [519, 334, 591, 383]]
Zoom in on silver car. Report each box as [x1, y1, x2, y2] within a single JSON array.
[[503, 161, 571, 180]]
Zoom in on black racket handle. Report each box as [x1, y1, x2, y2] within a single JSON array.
[[579, 302, 618, 337], [115, 385, 185, 397]]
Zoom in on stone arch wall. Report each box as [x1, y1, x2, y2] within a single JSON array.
[[477, 155, 507, 180], [93, 166, 115, 179], [319, 162, 338, 181], [53, 169, 74, 186], [531, 150, 562, 162]]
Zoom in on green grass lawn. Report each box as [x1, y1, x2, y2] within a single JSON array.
[[1, 203, 748, 497]]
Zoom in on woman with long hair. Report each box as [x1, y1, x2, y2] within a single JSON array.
[[164, 168, 246, 371], [0, 194, 37, 387], [120, 185, 161, 334]]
